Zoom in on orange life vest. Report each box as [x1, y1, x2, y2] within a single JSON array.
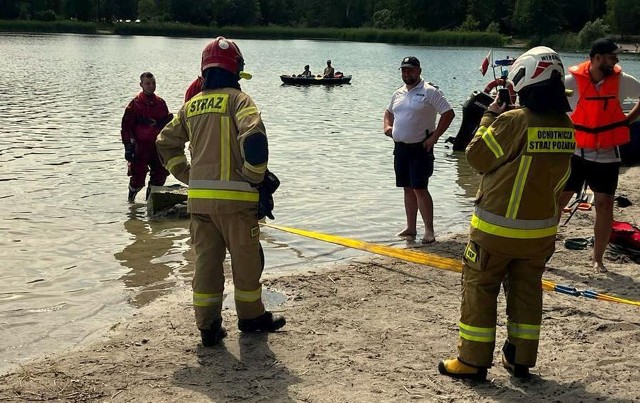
[[569, 61, 629, 149]]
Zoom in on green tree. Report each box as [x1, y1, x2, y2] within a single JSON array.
[[0, 0, 18, 18], [578, 18, 609, 47], [512, 0, 565, 36], [170, 0, 214, 25], [563, 0, 606, 32], [371, 8, 396, 29], [260, 0, 296, 25], [0, 0, 61, 19], [62, 0, 95, 20], [467, 0, 514, 31], [459, 14, 480, 31], [138, 0, 158, 21], [606, 0, 640, 39], [485, 21, 500, 33], [213, 0, 260, 26], [398, 0, 466, 30]]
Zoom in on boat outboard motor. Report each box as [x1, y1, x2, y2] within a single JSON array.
[[446, 90, 493, 151], [620, 120, 640, 166]]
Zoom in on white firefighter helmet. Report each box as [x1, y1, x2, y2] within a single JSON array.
[[508, 46, 565, 93]]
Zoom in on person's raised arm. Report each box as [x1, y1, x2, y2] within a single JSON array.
[[466, 98, 510, 174]]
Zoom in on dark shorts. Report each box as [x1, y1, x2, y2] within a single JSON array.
[[564, 154, 620, 196], [393, 141, 435, 189]]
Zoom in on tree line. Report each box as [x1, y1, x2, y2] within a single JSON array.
[[1, 0, 639, 38]]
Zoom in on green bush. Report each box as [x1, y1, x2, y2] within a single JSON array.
[[578, 18, 610, 48], [485, 22, 500, 34], [372, 9, 396, 30], [0, 19, 96, 34], [532, 33, 580, 51], [35, 10, 57, 22], [459, 15, 479, 32]]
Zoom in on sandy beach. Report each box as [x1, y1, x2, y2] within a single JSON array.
[[1, 167, 639, 402]]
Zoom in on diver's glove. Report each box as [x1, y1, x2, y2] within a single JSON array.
[[155, 113, 174, 129], [124, 143, 136, 162]]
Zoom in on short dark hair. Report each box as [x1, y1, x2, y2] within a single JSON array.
[[140, 72, 155, 82]]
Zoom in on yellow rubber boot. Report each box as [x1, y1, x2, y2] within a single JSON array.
[[438, 358, 487, 381]]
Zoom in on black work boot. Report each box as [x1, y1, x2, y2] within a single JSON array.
[[128, 186, 140, 203], [238, 311, 286, 333], [502, 341, 530, 378], [200, 319, 227, 347]]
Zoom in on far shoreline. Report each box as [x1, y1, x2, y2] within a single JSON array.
[[6, 21, 640, 55], [0, 19, 507, 48]]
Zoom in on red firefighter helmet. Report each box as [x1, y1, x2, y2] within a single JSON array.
[[201, 37, 245, 75]]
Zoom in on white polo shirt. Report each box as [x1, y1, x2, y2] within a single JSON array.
[[387, 79, 453, 143]]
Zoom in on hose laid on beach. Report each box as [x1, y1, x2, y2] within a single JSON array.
[[265, 223, 461, 272], [540, 280, 640, 306], [264, 223, 640, 308]]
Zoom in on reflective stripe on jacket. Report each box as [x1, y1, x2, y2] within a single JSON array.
[[466, 108, 575, 257], [569, 61, 629, 149], [156, 88, 266, 214]]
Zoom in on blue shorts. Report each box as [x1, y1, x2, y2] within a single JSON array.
[[393, 141, 434, 189], [563, 155, 620, 196]]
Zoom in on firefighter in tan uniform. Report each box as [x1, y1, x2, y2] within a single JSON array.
[[439, 47, 575, 380], [156, 37, 285, 347]]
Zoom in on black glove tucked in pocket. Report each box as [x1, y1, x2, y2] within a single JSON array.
[[256, 170, 280, 220]]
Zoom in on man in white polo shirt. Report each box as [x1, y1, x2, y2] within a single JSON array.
[[383, 56, 455, 244]]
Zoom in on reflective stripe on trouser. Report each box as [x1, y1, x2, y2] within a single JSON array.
[[190, 210, 265, 329], [458, 241, 545, 367]]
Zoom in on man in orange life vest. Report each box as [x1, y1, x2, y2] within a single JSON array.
[[559, 38, 640, 273]]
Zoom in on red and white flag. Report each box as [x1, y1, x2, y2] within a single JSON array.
[[480, 49, 492, 76]]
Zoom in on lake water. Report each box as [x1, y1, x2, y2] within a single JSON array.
[[2, 33, 640, 373]]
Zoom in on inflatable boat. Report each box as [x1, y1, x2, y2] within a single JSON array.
[[280, 74, 351, 85]]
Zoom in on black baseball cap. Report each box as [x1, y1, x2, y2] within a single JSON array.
[[399, 56, 420, 69], [589, 38, 621, 57]]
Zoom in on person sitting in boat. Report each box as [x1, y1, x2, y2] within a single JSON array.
[[300, 65, 312, 77], [324, 60, 335, 78], [484, 70, 517, 104]]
